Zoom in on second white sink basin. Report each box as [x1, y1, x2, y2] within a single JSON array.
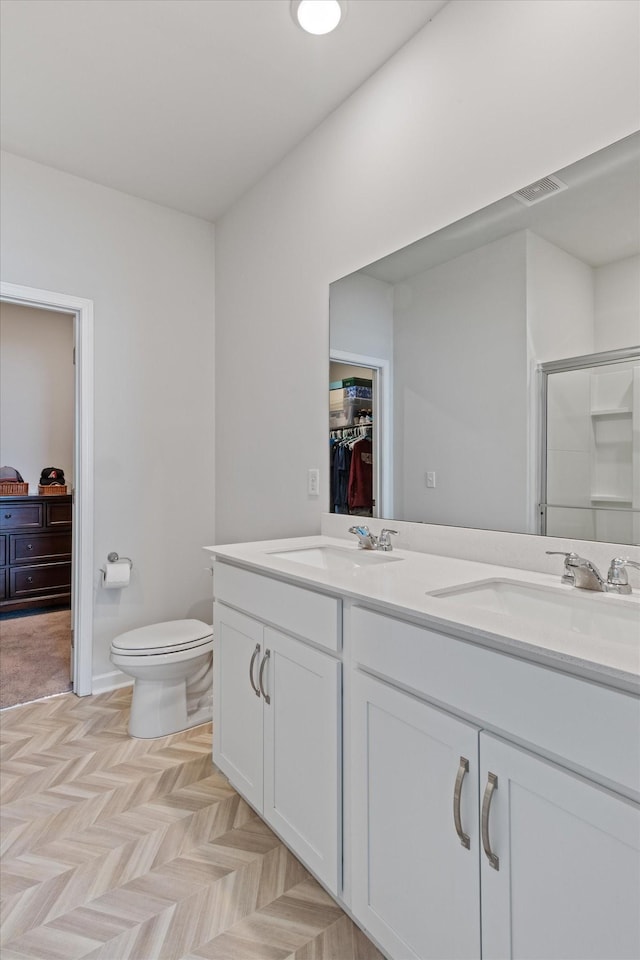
[[269, 545, 402, 571], [429, 578, 639, 644]]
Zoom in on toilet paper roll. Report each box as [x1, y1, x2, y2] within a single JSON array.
[[103, 560, 131, 589]]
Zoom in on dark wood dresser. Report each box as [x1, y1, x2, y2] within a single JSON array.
[[0, 494, 72, 614]]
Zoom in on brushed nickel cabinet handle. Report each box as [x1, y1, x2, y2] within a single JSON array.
[[248, 644, 261, 697], [481, 772, 499, 870], [258, 649, 271, 704], [453, 756, 471, 849]]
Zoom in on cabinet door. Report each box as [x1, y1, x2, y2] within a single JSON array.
[[350, 671, 481, 960], [262, 628, 341, 895], [213, 603, 264, 811], [480, 732, 640, 960]]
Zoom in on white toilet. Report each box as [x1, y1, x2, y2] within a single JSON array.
[[110, 619, 214, 739]]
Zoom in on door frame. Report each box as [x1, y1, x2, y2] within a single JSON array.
[[1, 281, 94, 696], [330, 350, 392, 518]]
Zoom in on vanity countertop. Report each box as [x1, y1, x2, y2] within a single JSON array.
[[204, 535, 640, 694]]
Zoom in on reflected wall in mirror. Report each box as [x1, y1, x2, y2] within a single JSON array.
[[329, 132, 640, 541], [542, 349, 640, 546]]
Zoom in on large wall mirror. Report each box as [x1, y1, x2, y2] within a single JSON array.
[[329, 132, 640, 544]]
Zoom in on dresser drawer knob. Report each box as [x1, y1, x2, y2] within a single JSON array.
[[27, 543, 33, 550], [27, 576, 33, 583], [4, 513, 11, 519]]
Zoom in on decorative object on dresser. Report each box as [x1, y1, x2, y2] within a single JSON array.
[[0, 465, 28, 497], [0, 494, 72, 613]]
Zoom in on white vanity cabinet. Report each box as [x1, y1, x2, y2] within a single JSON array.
[[479, 732, 640, 960], [349, 605, 640, 960], [350, 670, 481, 960], [212, 562, 342, 894]]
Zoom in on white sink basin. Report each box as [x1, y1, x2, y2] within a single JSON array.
[[429, 578, 639, 643], [269, 545, 402, 571]]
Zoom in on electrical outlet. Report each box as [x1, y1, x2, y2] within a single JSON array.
[[425, 471, 436, 488], [308, 468, 320, 496]]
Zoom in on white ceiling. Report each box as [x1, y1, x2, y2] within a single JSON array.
[[0, 0, 448, 221]]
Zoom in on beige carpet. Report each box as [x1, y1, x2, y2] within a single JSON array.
[[0, 608, 72, 709]]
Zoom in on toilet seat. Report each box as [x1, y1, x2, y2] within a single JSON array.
[[111, 619, 213, 657]]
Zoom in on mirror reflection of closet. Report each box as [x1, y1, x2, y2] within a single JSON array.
[[329, 361, 377, 518], [541, 349, 640, 545]]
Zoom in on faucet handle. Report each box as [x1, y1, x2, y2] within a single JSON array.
[[545, 550, 578, 584], [606, 557, 640, 594], [378, 528, 398, 551]]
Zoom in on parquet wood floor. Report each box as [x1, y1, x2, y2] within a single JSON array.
[[0, 689, 383, 960]]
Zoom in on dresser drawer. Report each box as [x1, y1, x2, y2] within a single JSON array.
[[9, 532, 72, 564], [46, 500, 72, 527], [214, 561, 342, 652], [0, 503, 43, 530], [9, 562, 72, 599]]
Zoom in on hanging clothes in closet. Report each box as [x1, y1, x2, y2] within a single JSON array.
[[330, 424, 373, 515]]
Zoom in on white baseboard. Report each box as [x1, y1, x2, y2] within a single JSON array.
[[91, 670, 133, 695]]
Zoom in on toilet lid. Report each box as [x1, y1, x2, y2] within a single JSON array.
[[111, 619, 213, 655]]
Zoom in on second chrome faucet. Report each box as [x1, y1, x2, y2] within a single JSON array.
[[546, 551, 640, 594]]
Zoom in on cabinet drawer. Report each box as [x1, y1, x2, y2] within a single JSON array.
[[214, 562, 341, 652], [10, 562, 72, 599], [351, 605, 640, 796], [0, 503, 43, 530], [9, 533, 72, 564], [0, 534, 5, 566], [46, 500, 72, 527]]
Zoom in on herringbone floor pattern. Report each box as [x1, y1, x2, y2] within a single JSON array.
[[0, 689, 382, 960]]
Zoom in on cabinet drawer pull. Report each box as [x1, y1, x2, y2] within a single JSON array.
[[27, 543, 33, 550], [27, 576, 33, 583], [4, 513, 11, 519], [481, 772, 499, 870], [249, 644, 261, 697], [453, 756, 470, 849], [258, 649, 271, 704]]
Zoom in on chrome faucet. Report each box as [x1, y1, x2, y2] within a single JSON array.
[[348, 525, 399, 551], [546, 551, 640, 594]]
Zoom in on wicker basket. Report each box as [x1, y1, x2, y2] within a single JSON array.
[[38, 484, 68, 496], [0, 482, 29, 496]]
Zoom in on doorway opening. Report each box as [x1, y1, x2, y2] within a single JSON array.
[[329, 350, 392, 519], [0, 281, 94, 704], [0, 302, 74, 707]]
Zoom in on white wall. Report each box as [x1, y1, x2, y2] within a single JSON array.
[[594, 255, 640, 351], [0, 302, 74, 489], [329, 273, 393, 362], [214, 0, 640, 544], [393, 232, 528, 531], [525, 232, 595, 363], [0, 153, 215, 681]]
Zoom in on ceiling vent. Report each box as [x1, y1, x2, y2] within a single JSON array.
[[512, 174, 568, 206]]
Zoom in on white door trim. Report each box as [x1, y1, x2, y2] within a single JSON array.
[[330, 350, 393, 518], [1, 281, 94, 696]]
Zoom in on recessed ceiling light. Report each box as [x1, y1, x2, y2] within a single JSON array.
[[291, 0, 346, 36]]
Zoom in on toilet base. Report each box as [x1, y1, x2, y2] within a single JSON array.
[[128, 677, 213, 738]]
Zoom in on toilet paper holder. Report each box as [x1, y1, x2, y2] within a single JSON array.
[[107, 551, 133, 568], [100, 551, 133, 580]]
